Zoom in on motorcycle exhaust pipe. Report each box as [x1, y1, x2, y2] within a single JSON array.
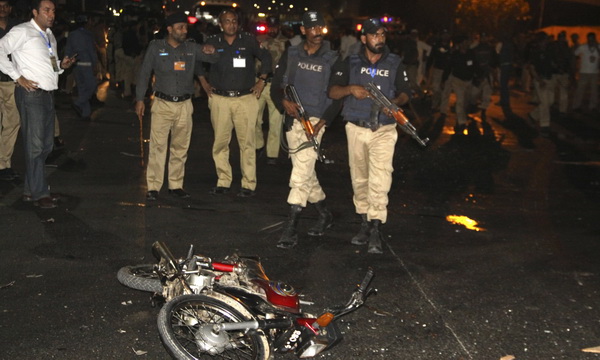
[[212, 318, 292, 332]]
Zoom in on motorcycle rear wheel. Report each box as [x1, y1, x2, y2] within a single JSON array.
[[157, 294, 270, 360], [117, 264, 162, 293]]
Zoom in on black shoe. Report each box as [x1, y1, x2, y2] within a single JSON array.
[[307, 200, 333, 236], [351, 214, 371, 245], [33, 196, 58, 209], [23, 193, 61, 202], [368, 220, 384, 254], [209, 186, 230, 195], [169, 188, 190, 198], [277, 205, 302, 249], [237, 188, 255, 197], [0, 168, 18, 181], [146, 190, 158, 201]]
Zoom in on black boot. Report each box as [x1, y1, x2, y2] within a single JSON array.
[[368, 220, 384, 254], [307, 200, 333, 236], [277, 205, 302, 249], [351, 214, 371, 245]]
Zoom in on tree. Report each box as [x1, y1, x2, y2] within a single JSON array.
[[455, 0, 530, 37]]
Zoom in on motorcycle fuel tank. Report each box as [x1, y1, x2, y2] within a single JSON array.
[[253, 279, 300, 312]]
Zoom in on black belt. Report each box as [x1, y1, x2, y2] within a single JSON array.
[[154, 92, 192, 102], [0, 73, 12, 82], [213, 89, 252, 97], [355, 121, 383, 131]]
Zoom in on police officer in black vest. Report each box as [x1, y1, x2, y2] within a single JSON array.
[[271, 11, 340, 249], [329, 18, 410, 254]]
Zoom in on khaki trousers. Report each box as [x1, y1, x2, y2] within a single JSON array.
[[255, 82, 283, 158], [441, 75, 472, 125], [573, 73, 598, 110], [470, 75, 493, 110], [531, 76, 557, 127], [209, 94, 259, 190], [554, 73, 569, 113], [286, 117, 326, 207], [146, 98, 193, 192], [346, 122, 397, 223], [0, 81, 20, 170]]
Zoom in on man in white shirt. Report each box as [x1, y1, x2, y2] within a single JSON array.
[[0, 0, 76, 208], [573, 32, 599, 112]]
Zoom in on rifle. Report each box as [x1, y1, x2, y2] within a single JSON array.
[[284, 84, 325, 162], [365, 82, 429, 147]]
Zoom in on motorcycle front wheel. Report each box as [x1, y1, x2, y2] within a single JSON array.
[[157, 294, 270, 360], [117, 264, 162, 293]]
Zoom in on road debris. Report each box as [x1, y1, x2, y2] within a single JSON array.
[[0, 281, 15, 289], [132, 347, 147, 355], [582, 346, 600, 353]]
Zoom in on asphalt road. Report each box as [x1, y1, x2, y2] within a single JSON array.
[[1, 82, 599, 360]]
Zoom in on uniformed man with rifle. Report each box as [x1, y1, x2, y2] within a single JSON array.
[[270, 10, 340, 249], [329, 18, 414, 254]]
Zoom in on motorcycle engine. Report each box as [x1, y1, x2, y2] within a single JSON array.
[[188, 270, 216, 294]]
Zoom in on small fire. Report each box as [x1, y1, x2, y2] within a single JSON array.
[[446, 215, 485, 231]]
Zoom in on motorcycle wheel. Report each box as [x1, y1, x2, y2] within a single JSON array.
[[157, 294, 270, 360], [117, 264, 162, 293]]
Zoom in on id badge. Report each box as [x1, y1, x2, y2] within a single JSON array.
[[233, 58, 246, 68], [50, 56, 59, 72], [174, 61, 186, 71]]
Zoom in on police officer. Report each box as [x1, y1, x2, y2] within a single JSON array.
[[199, 9, 271, 197], [0, 0, 20, 181], [271, 11, 340, 249], [136, 12, 218, 201], [440, 35, 476, 133], [470, 32, 496, 121], [255, 16, 288, 165], [426, 30, 451, 112], [329, 18, 410, 254], [528, 32, 556, 136], [65, 14, 97, 121]]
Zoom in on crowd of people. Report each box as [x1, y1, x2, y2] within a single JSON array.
[[0, 1, 598, 254]]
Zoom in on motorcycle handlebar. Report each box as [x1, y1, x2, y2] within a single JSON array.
[[358, 268, 374, 293]]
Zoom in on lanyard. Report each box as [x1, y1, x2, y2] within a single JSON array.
[[38, 30, 54, 57]]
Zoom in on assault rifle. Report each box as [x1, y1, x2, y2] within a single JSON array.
[[365, 82, 429, 147], [284, 84, 325, 162]]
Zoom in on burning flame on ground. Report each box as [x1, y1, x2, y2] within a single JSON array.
[[446, 215, 485, 231]]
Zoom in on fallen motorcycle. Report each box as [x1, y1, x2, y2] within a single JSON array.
[[118, 241, 376, 359]]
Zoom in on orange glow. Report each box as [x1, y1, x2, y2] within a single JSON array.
[[446, 215, 485, 231], [356, 24, 362, 32]]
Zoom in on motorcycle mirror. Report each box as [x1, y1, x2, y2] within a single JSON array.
[[186, 244, 194, 261]]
